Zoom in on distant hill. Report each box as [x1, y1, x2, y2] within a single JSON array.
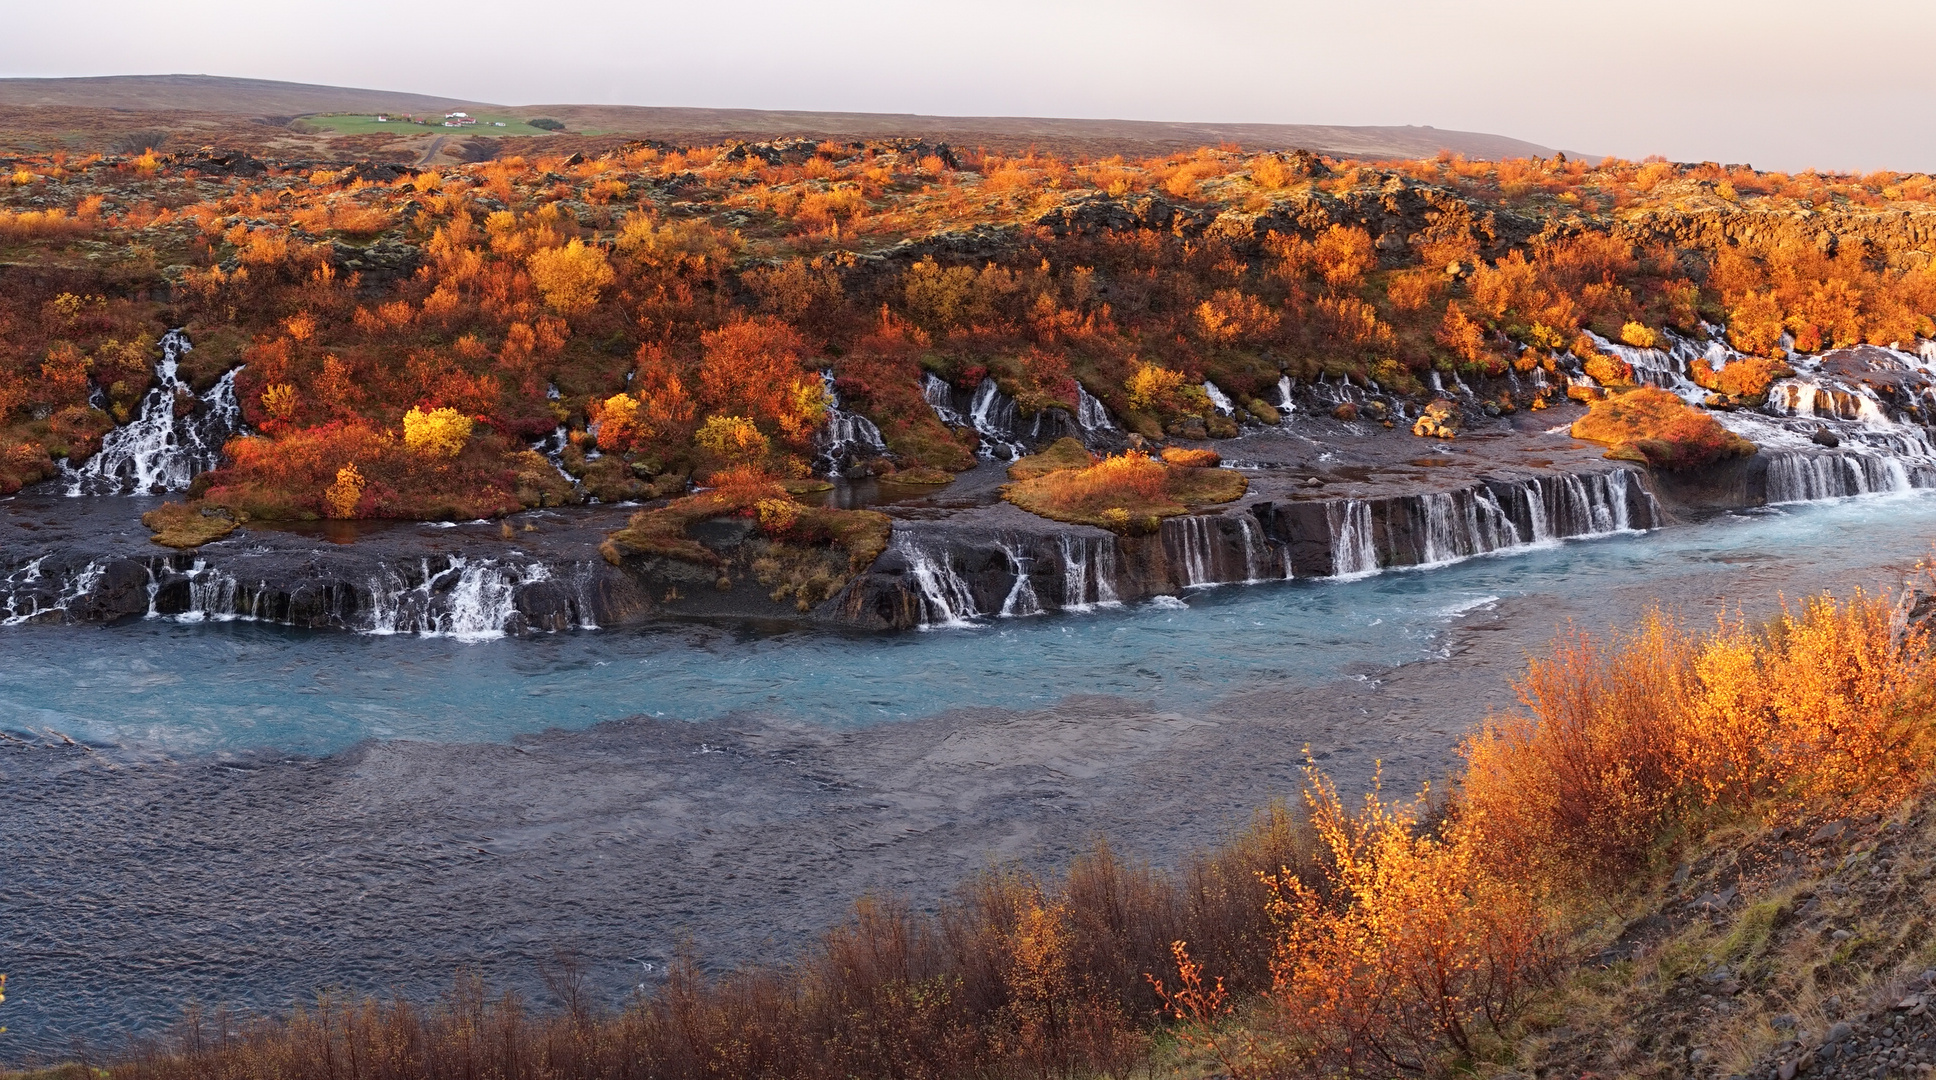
[[0, 74, 1578, 161], [0, 74, 483, 118]]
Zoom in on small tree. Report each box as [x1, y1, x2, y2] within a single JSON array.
[[528, 239, 613, 313], [402, 406, 472, 458]]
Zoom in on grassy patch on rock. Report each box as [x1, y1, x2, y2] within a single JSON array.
[[602, 469, 890, 589], [142, 501, 238, 548], [1003, 444, 1245, 533], [1570, 386, 1757, 470]]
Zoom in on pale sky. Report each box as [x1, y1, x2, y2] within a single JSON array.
[[5, 0, 1933, 173]]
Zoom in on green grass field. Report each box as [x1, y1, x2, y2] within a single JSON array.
[[300, 113, 565, 137]]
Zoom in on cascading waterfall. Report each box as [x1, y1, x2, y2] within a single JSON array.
[[1313, 470, 1653, 580], [1165, 516, 1218, 587], [1075, 384, 1115, 434], [894, 534, 981, 629], [0, 558, 102, 626], [1765, 451, 1917, 503], [1236, 514, 1273, 582], [533, 426, 578, 482], [1327, 501, 1379, 577], [1057, 535, 1120, 610], [65, 330, 244, 495], [816, 370, 889, 476], [1276, 375, 1296, 416], [1412, 489, 1521, 566], [1568, 327, 1936, 503], [921, 373, 966, 426], [365, 557, 546, 640], [1201, 381, 1236, 416], [995, 540, 1043, 617]]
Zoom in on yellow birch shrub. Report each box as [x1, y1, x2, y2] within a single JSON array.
[[402, 406, 472, 458], [323, 463, 365, 518]]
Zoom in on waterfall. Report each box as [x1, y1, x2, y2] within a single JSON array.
[[65, 330, 245, 495], [1765, 451, 1916, 503], [534, 426, 577, 482], [366, 557, 551, 641], [1162, 515, 1219, 587], [1276, 375, 1296, 416], [923, 375, 1032, 459], [1075, 384, 1115, 434], [1057, 535, 1120, 610], [1236, 515, 1270, 582], [816, 370, 889, 476], [1201, 381, 1236, 417], [0, 558, 102, 626], [1413, 488, 1522, 566], [1327, 501, 1379, 577], [894, 534, 980, 628], [921, 373, 966, 426], [993, 539, 1044, 617]]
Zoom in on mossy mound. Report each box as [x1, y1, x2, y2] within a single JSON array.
[[883, 465, 956, 486], [1571, 386, 1756, 470], [602, 478, 890, 581], [1006, 437, 1095, 481], [142, 502, 238, 548], [1002, 450, 1246, 533]]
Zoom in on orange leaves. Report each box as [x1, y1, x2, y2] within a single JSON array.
[[401, 406, 473, 458], [1312, 225, 1376, 289], [1727, 290, 1787, 356], [695, 414, 770, 463], [1569, 386, 1756, 469], [1194, 289, 1280, 345], [38, 342, 91, 407], [1689, 355, 1792, 402], [698, 317, 821, 441], [1124, 362, 1189, 412], [323, 462, 365, 519], [592, 393, 646, 452], [1436, 302, 1490, 364], [1461, 593, 1931, 893], [0, 207, 91, 243], [1262, 771, 1556, 1075], [1313, 295, 1395, 352], [260, 383, 300, 426]]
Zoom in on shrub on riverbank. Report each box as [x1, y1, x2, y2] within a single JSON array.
[[1569, 386, 1758, 469]]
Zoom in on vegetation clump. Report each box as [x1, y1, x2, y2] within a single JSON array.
[[601, 466, 889, 609], [140, 501, 237, 547], [1003, 447, 1245, 533], [1570, 386, 1757, 469], [1690, 353, 1795, 403]]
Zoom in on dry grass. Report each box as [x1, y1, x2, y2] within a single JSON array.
[[1003, 452, 1246, 533], [1569, 386, 1758, 470], [140, 501, 237, 548]]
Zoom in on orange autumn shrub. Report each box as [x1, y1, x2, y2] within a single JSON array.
[[201, 422, 523, 521], [1569, 386, 1756, 469], [1258, 772, 1557, 1076], [1160, 446, 1221, 468], [1460, 593, 1932, 891], [1690, 354, 1794, 402], [1003, 452, 1246, 532]]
